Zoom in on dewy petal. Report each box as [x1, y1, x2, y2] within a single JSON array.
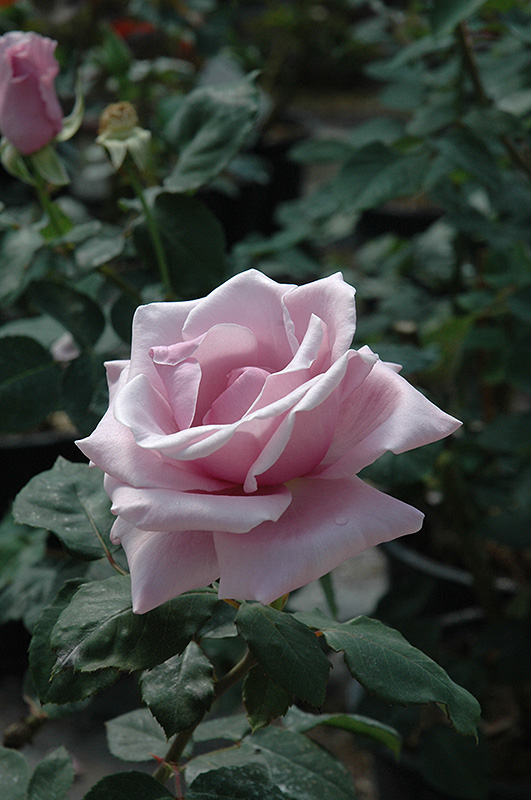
[[282, 272, 356, 361], [318, 351, 461, 478], [215, 475, 424, 603], [105, 476, 292, 533], [114, 520, 219, 614], [182, 269, 296, 370]]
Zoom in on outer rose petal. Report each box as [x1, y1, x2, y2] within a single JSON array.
[[105, 476, 292, 533], [127, 298, 201, 391], [113, 519, 219, 614], [215, 476, 424, 603], [317, 352, 461, 478]]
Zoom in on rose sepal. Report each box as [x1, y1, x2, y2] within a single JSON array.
[[29, 143, 70, 186], [0, 137, 35, 184], [56, 77, 84, 143]]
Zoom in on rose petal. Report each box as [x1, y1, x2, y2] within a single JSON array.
[[113, 519, 219, 614], [283, 272, 357, 361], [215, 476, 424, 603], [204, 366, 271, 425], [317, 351, 461, 478], [182, 269, 296, 370], [77, 363, 229, 493], [105, 476, 292, 532], [127, 298, 201, 393]]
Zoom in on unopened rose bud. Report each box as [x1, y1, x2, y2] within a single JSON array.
[[96, 101, 151, 171], [98, 101, 138, 135]]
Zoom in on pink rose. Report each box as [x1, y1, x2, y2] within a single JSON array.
[[78, 270, 460, 613], [0, 31, 63, 155]]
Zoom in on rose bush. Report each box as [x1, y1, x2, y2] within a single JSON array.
[[0, 31, 63, 154], [78, 270, 460, 613]]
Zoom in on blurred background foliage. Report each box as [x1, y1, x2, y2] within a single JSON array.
[[0, 1, 530, 797]]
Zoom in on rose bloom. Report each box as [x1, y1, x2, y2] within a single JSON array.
[[78, 270, 460, 613], [0, 31, 63, 155]]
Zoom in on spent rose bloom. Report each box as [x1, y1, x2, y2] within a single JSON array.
[[0, 31, 63, 155], [78, 270, 460, 613]]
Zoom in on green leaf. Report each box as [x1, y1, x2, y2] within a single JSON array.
[[27, 281, 105, 349], [333, 143, 429, 212], [50, 576, 218, 673], [236, 604, 330, 708], [28, 747, 74, 800], [477, 414, 531, 454], [184, 742, 266, 785], [284, 707, 401, 756], [436, 129, 501, 189], [133, 192, 226, 299], [193, 714, 250, 744], [105, 709, 169, 762], [187, 765, 286, 800], [508, 285, 531, 324], [164, 77, 259, 193], [62, 353, 109, 437], [0, 513, 47, 590], [0, 747, 30, 800], [297, 614, 480, 738], [243, 665, 292, 731], [13, 458, 115, 562], [29, 580, 119, 705], [429, 0, 488, 36], [248, 727, 357, 800], [0, 227, 43, 305], [30, 145, 69, 186], [75, 234, 125, 271], [0, 336, 61, 433], [82, 771, 174, 800], [141, 642, 215, 737]]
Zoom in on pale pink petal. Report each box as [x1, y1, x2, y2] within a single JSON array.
[[215, 476, 424, 603], [105, 476, 291, 532], [282, 273, 356, 361], [114, 373, 177, 439], [127, 299, 201, 392], [153, 359, 201, 431], [317, 352, 461, 478], [246, 314, 326, 415], [115, 520, 219, 614], [77, 363, 228, 493], [203, 367, 271, 425], [182, 270, 296, 370], [243, 347, 376, 491], [243, 351, 351, 491], [151, 323, 260, 424]]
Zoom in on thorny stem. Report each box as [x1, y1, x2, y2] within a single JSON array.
[[456, 21, 531, 181], [153, 648, 255, 785], [124, 160, 174, 300]]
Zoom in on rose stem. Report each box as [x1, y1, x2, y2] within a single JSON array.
[[124, 160, 174, 300]]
